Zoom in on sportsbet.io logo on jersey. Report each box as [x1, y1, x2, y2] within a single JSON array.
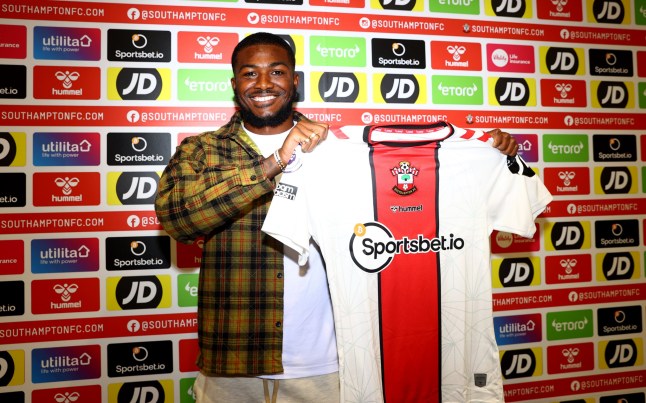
[[349, 222, 464, 273]]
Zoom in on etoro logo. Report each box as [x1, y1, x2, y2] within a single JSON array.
[[348, 222, 463, 273], [542, 134, 589, 163], [546, 309, 593, 340], [310, 36, 365, 67], [177, 69, 233, 101], [429, 0, 479, 14], [431, 75, 483, 105]]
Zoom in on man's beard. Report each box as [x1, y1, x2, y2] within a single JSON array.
[[236, 91, 298, 128]]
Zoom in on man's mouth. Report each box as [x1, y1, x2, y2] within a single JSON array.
[[251, 94, 277, 102]]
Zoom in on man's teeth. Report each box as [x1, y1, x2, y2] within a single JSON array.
[[253, 95, 275, 102]]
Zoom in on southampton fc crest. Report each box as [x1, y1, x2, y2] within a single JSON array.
[[391, 161, 419, 195]]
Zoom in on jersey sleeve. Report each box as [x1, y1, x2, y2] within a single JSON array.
[[487, 155, 553, 238], [262, 169, 312, 266]]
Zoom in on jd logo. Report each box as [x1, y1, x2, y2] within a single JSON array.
[[380, 74, 420, 103], [0, 133, 17, 166], [116, 172, 159, 205], [116, 276, 163, 309], [118, 380, 165, 403], [551, 222, 585, 250], [492, 0, 526, 17], [604, 339, 637, 367], [318, 72, 359, 102], [546, 48, 579, 75], [501, 349, 536, 379], [499, 258, 534, 287], [600, 167, 632, 193], [379, 0, 416, 11], [0, 351, 16, 386], [593, 0, 625, 23], [602, 252, 634, 280], [597, 81, 628, 108], [116, 68, 162, 100], [495, 78, 530, 105]]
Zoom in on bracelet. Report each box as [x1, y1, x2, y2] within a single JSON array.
[[274, 149, 286, 172]]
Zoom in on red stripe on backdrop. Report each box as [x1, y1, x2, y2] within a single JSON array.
[[370, 139, 441, 402]]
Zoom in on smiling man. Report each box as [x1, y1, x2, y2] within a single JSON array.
[[155, 31, 519, 403], [155, 33, 338, 403]]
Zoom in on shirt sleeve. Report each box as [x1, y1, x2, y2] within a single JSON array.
[[155, 134, 274, 244], [487, 155, 553, 238], [262, 168, 312, 266]]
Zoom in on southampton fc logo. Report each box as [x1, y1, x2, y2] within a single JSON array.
[[391, 161, 418, 195]]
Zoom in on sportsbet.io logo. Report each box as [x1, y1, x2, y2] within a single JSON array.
[[349, 222, 464, 273]]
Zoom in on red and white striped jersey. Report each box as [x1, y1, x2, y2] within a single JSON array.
[[263, 122, 552, 403]]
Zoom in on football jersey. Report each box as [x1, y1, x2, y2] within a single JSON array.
[[262, 122, 552, 402]]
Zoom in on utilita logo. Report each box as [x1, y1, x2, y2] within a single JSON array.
[[493, 314, 542, 345], [34, 26, 100, 61], [32, 345, 101, 383], [33, 132, 100, 166]]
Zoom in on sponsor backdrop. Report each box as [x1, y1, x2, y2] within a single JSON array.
[[0, 0, 645, 401]]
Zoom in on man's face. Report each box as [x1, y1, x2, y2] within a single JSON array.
[[231, 44, 298, 133]]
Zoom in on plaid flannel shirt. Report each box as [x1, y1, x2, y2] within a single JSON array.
[[155, 112, 311, 376]]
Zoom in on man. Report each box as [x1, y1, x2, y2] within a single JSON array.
[[155, 32, 519, 402]]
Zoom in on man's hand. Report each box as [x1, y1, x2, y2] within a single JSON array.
[[488, 128, 518, 156], [278, 121, 329, 163]]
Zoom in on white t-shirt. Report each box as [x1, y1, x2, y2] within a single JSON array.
[[262, 123, 552, 400], [245, 128, 338, 379]]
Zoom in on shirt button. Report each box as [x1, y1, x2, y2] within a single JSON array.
[[277, 272, 283, 279], [275, 321, 282, 328], [250, 175, 257, 181]]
